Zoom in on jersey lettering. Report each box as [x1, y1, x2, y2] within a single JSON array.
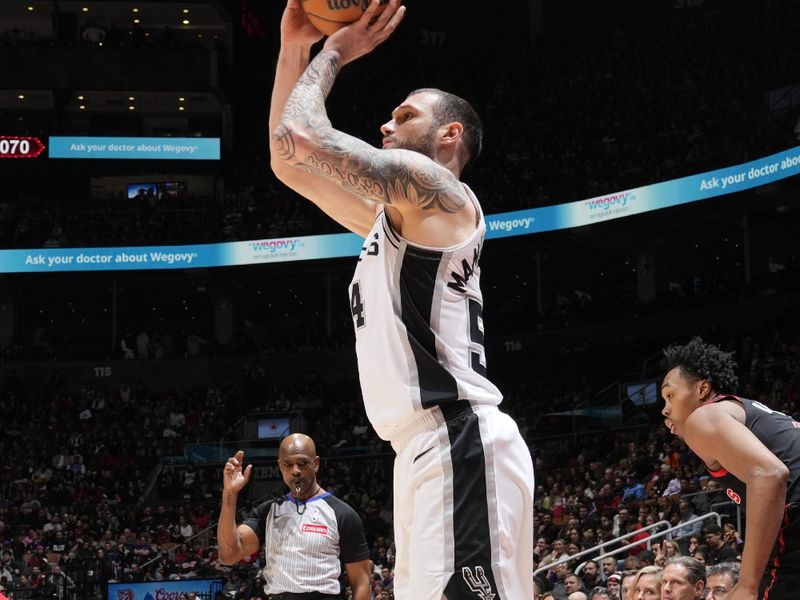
[[726, 488, 741, 504], [752, 400, 789, 418], [447, 245, 480, 293], [350, 281, 366, 329], [468, 298, 487, 376], [358, 232, 380, 262]]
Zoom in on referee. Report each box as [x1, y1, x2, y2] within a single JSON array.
[[217, 434, 372, 599]]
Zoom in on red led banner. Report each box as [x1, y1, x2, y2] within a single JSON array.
[[0, 136, 45, 158]]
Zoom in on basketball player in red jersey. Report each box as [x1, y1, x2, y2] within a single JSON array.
[[661, 337, 800, 600], [267, 1, 535, 598]]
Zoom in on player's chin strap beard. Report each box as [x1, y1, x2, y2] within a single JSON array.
[[294, 482, 321, 515]]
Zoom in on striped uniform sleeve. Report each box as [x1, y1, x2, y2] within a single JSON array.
[[330, 498, 370, 563], [241, 499, 274, 547]]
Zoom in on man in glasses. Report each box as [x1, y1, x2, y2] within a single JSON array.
[[705, 563, 740, 599]]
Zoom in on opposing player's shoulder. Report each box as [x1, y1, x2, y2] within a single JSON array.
[[685, 401, 747, 448]]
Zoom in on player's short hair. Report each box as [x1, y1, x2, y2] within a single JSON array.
[[409, 87, 483, 168], [662, 337, 738, 392]]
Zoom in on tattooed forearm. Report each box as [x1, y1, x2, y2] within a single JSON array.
[[280, 51, 339, 124]]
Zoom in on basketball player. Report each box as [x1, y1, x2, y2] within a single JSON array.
[[661, 337, 800, 600], [267, 1, 534, 598], [217, 435, 371, 598]]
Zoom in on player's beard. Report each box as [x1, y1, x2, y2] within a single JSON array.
[[394, 124, 437, 159]]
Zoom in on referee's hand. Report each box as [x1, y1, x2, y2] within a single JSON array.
[[223, 450, 252, 495]]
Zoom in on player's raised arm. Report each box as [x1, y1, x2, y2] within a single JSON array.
[[267, 0, 322, 141], [268, 0, 405, 237]]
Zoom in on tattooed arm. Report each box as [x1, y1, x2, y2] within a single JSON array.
[[274, 49, 470, 220], [268, 0, 377, 237], [272, 0, 478, 245]]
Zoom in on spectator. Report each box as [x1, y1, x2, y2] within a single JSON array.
[[47, 563, 76, 600], [588, 587, 611, 600], [704, 562, 739, 600], [601, 557, 619, 582], [630, 565, 662, 600], [565, 573, 586, 597], [661, 556, 706, 600], [541, 538, 570, 570], [673, 499, 703, 552], [550, 562, 575, 600], [619, 570, 638, 600], [581, 560, 603, 590], [701, 525, 738, 566]]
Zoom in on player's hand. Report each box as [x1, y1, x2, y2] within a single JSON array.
[[323, 0, 406, 66], [281, 0, 324, 46], [222, 450, 252, 495]]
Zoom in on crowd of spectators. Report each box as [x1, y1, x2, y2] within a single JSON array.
[[0, 374, 247, 595], [1, 322, 798, 598]]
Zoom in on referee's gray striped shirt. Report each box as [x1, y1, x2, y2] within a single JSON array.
[[243, 492, 369, 595]]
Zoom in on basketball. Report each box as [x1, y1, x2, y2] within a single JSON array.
[[301, 0, 372, 37]]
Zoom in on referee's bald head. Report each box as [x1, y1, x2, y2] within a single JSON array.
[[280, 433, 317, 457]]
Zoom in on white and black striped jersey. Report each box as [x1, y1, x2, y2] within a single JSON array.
[[348, 187, 503, 442], [242, 493, 369, 596]]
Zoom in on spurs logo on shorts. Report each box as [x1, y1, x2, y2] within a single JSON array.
[[461, 566, 496, 599]]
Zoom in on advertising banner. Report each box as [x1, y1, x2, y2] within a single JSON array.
[[48, 137, 220, 160], [107, 578, 223, 600], [4, 145, 800, 273]]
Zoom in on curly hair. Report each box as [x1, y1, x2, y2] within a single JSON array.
[[662, 337, 738, 393]]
